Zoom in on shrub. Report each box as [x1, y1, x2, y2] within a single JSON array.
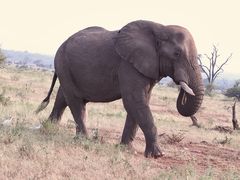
[[164, 133, 185, 144], [225, 87, 240, 100]]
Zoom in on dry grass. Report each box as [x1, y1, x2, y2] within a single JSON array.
[[0, 65, 240, 179]]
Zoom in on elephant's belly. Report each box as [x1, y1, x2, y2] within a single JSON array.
[[70, 62, 122, 102], [79, 78, 121, 102]]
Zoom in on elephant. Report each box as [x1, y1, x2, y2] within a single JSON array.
[[36, 20, 204, 158]]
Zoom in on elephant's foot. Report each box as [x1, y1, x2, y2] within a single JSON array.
[[120, 137, 133, 147], [74, 129, 89, 140], [120, 142, 138, 155], [144, 143, 163, 158], [76, 125, 88, 136], [48, 117, 59, 124]]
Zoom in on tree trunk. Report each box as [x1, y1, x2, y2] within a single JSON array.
[[232, 101, 239, 130]]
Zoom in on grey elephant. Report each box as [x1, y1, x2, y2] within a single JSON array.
[[37, 20, 204, 158]]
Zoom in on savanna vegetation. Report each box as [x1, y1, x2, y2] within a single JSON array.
[[0, 65, 240, 179]]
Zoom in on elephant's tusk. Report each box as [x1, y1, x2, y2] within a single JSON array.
[[180, 81, 195, 96]]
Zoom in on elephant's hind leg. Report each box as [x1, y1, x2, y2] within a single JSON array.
[[120, 114, 138, 147], [67, 98, 88, 137], [48, 87, 67, 123]]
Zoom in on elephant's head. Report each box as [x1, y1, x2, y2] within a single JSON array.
[[115, 20, 204, 117]]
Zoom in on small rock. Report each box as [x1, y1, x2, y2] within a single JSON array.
[[30, 124, 42, 130]]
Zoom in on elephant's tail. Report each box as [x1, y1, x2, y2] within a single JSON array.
[[35, 72, 57, 114]]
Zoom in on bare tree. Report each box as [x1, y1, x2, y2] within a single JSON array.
[[198, 45, 232, 92]]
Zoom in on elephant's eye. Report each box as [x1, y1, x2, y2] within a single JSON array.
[[174, 49, 181, 58]]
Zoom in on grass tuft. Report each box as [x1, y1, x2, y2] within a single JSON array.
[[40, 119, 59, 137], [164, 133, 185, 144], [0, 88, 11, 106]]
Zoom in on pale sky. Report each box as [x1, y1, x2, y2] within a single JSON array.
[[0, 0, 239, 74]]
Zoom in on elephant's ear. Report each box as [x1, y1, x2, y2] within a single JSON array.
[[115, 20, 161, 80]]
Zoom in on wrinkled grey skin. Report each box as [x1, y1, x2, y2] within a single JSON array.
[[37, 20, 204, 158]]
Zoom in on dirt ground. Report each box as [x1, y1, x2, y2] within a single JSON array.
[[99, 122, 240, 174]]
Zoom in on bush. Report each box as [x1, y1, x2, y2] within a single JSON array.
[[225, 87, 240, 99], [225, 80, 240, 100]]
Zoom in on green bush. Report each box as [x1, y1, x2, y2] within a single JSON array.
[[225, 87, 240, 99], [225, 80, 240, 100]]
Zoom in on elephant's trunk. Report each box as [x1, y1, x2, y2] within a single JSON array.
[[176, 73, 204, 117]]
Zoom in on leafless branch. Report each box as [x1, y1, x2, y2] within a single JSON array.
[[213, 53, 232, 79], [198, 56, 210, 79], [198, 45, 232, 86], [212, 70, 223, 82]]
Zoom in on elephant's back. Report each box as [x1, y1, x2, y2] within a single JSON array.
[[55, 27, 122, 102], [68, 26, 108, 39], [63, 27, 121, 76], [64, 27, 120, 63]]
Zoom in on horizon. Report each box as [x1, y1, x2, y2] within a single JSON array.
[[4, 48, 240, 82], [0, 0, 239, 74]]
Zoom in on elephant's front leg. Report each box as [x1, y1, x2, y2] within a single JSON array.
[[120, 114, 138, 147], [119, 61, 163, 158], [121, 90, 154, 151], [122, 96, 162, 158]]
